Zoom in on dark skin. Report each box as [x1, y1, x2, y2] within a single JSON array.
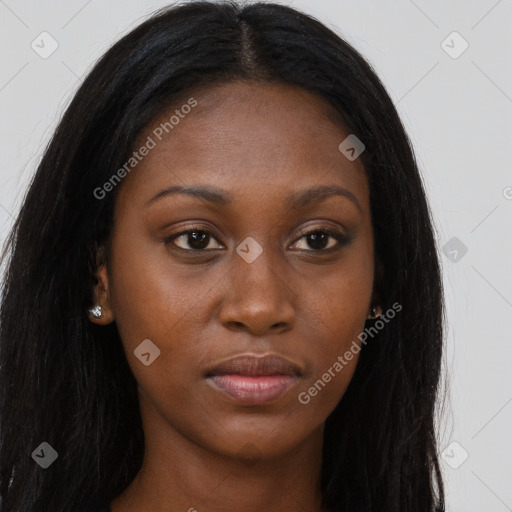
[[90, 81, 382, 512]]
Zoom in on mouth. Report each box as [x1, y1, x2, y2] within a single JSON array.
[[204, 354, 302, 405]]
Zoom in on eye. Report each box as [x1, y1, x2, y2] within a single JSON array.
[[290, 228, 350, 252], [164, 227, 223, 251], [164, 226, 350, 253]]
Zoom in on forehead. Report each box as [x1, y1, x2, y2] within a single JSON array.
[[118, 81, 369, 212]]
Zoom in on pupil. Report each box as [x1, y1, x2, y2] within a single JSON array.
[[189, 231, 209, 249], [308, 232, 328, 250]]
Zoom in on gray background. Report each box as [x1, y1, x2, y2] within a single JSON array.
[[1, 1, 511, 510]]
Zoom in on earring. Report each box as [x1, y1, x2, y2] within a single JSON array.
[[369, 306, 379, 318], [89, 305, 103, 319]]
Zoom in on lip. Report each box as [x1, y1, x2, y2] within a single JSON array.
[[205, 354, 302, 405]]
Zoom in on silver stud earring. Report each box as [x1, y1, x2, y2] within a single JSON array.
[[89, 305, 103, 319], [369, 306, 379, 318]]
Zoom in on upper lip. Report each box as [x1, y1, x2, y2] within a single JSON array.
[[205, 354, 303, 377]]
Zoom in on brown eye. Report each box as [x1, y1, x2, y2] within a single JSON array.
[[165, 228, 223, 251], [291, 229, 350, 252]]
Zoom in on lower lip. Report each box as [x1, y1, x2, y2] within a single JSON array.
[[206, 374, 298, 405]]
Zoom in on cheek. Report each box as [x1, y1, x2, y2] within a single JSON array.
[[295, 250, 374, 406], [106, 230, 222, 400], [107, 228, 199, 348], [107, 244, 210, 433], [293, 302, 365, 419], [306, 253, 374, 353], [295, 309, 363, 415]]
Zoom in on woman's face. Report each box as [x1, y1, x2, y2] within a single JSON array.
[[95, 81, 375, 460]]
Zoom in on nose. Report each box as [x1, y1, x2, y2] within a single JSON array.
[[219, 247, 296, 336]]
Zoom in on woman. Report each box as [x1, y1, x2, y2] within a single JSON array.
[[0, 1, 446, 511]]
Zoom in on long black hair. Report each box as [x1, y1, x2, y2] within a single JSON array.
[[0, 2, 446, 511]]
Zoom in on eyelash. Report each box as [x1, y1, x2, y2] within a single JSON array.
[[163, 225, 351, 254]]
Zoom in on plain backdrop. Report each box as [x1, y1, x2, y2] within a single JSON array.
[[0, 1, 511, 510]]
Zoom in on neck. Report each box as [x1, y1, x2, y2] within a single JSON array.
[[111, 398, 325, 512]]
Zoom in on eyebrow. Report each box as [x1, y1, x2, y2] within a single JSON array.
[[146, 184, 362, 213]]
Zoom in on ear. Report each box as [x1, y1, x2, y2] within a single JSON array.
[[88, 248, 115, 325]]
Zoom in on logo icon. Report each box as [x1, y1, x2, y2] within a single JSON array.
[[134, 339, 161, 366], [31, 32, 59, 59], [338, 134, 365, 161], [441, 31, 469, 59], [442, 236, 468, 263], [236, 237, 263, 263], [32, 442, 58, 469], [441, 441, 469, 469]]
